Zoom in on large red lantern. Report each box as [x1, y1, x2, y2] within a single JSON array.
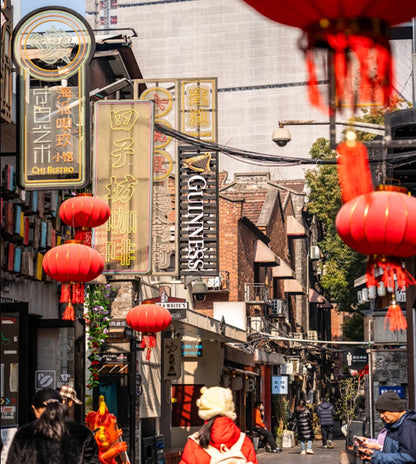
[[59, 193, 111, 246], [336, 186, 416, 331], [241, 0, 416, 109], [43, 240, 105, 321], [126, 303, 172, 360]]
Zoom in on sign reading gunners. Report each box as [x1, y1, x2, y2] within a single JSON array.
[[178, 146, 219, 277]]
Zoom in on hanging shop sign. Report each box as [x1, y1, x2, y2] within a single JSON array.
[[271, 375, 288, 395], [163, 338, 181, 380], [12, 7, 95, 189], [180, 78, 217, 142], [135, 78, 218, 276], [178, 146, 219, 277], [93, 100, 154, 273]]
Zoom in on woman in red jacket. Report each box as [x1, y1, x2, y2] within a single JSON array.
[[179, 386, 258, 464]]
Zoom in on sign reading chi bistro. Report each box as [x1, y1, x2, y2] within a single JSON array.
[[93, 101, 154, 273], [12, 7, 95, 190]]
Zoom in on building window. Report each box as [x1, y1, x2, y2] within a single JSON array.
[[100, 17, 105, 25], [110, 0, 117, 8], [110, 16, 117, 24], [100, 0, 105, 8]]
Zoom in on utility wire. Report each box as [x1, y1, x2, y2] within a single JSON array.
[[155, 123, 416, 167]]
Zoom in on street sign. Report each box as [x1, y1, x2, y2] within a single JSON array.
[[35, 370, 56, 389], [271, 375, 288, 395], [345, 347, 368, 370], [379, 386, 405, 398]]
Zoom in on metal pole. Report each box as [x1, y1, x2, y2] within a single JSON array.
[[412, 19, 416, 107], [367, 317, 374, 437], [327, 51, 337, 149]]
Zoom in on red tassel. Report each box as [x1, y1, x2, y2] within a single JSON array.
[[60, 283, 71, 303], [71, 282, 85, 304], [62, 302, 75, 321], [74, 228, 92, 246], [327, 33, 348, 105], [336, 140, 373, 203], [306, 51, 327, 111], [140, 335, 157, 361], [384, 301, 407, 332]]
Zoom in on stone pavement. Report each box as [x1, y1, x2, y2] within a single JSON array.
[[256, 439, 347, 464]]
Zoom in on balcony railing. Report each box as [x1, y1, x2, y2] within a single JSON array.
[[244, 283, 269, 303]]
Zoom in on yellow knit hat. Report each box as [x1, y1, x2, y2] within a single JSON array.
[[196, 386, 237, 421]]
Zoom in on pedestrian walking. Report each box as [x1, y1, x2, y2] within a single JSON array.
[[5, 388, 99, 464], [293, 400, 315, 455], [58, 385, 83, 409], [317, 396, 335, 448], [356, 391, 416, 464], [179, 386, 258, 464], [253, 401, 282, 453]]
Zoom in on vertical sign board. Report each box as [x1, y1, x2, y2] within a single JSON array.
[[178, 146, 219, 277], [138, 80, 179, 275], [93, 101, 154, 273], [12, 7, 95, 190]]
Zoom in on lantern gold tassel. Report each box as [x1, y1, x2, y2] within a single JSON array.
[[384, 299, 407, 332], [62, 302, 75, 321]]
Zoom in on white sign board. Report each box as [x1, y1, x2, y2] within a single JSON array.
[[271, 375, 288, 395]]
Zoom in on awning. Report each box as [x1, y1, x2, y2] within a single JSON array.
[[272, 259, 295, 279], [286, 215, 307, 237], [309, 288, 326, 303], [254, 240, 280, 267], [254, 349, 285, 365], [283, 279, 305, 294], [309, 288, 332, 308]]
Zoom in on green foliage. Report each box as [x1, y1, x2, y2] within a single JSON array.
[[335, 376, 364, 426], [84, 284, 112, 388], [305, 139, 366, 310], [342, 313, 364, 341]]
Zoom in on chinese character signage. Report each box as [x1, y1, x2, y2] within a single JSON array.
[[93, 100, 154, 273], [271, 376, 288, 395], [178, 146, 219, 277], [181, 79, 217, 142], [163, 338, 181, 380], [12, 7, 94, 189]]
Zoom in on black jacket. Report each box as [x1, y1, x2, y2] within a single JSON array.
[[294, 406, 314, 441], [6, 420, 99, 464]]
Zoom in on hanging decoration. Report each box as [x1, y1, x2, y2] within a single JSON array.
[[240, 0, 416, 109], [335, 134, 415, 331], [126, 303, 172, 360], [59, 193, 111, 246], [42, 240, 105, 321]]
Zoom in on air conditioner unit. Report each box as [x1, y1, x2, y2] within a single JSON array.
[[269, 299, 286, 316], [307, 330, 318, 341], [310, 245, 321, 260]]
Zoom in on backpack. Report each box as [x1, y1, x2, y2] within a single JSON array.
[[190, 432, 252, 464]]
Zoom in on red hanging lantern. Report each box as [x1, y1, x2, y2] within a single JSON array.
[[126, 303, 172, 360], [241, 0, 416, 109], [336, 186, 416, 331], [59, 193, 111, 246], [42, 240, 105, 321]]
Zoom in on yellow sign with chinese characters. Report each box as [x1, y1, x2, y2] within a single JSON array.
[[93, 101, 154, 273]]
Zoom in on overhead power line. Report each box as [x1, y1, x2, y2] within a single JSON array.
[[155, 123, 416, 167]]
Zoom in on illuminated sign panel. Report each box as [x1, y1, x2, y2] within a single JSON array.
[[12, 7, 94, 189], [178, 146, 219, 277], [93, 100, 154, 274]]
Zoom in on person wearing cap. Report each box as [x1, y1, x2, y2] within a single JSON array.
[[356, 391, 416, 464], [179, 386, 258, 464], [6, 388, 99, 464], [59, 385, 83, 408]]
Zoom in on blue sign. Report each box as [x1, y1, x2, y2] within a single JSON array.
[[271, 376, 288, 395], [379, 386, 405, 398]]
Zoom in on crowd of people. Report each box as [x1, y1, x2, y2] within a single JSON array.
[[4, 386, 416, 464]]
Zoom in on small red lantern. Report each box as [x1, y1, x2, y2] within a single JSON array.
[[336, 187, 416, 331], [241, 0, 416, 109], [126, 303, 172, 360], [43, 240, 105, 321], [59, 193, 111, 246]]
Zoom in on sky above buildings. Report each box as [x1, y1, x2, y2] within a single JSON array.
[[20, 0, 86, 19]]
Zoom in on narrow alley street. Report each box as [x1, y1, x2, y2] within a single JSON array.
[[257, 439, 347, 464]]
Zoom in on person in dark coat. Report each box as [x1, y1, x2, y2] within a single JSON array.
[[317, 397, 335, 448], [356, 391, 416, 464], [6, 388, 99, 464], [294, 400, 315, 455]]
